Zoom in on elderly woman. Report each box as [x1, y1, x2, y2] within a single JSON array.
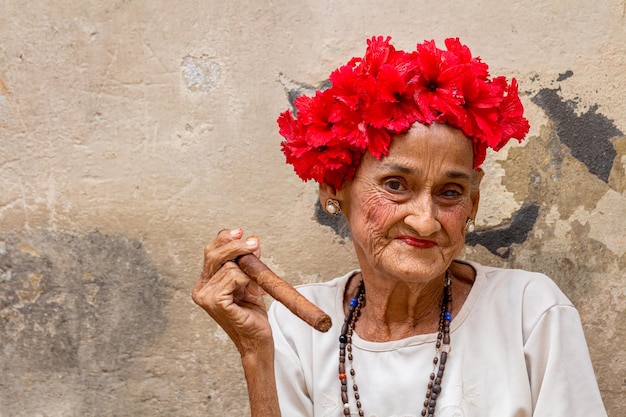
[[192, 37, 607, 417]]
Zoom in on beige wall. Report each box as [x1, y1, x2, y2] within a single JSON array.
[[1, 1, 625, 415]]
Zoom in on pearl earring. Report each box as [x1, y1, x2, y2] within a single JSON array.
[[325, 198, 342, 215], [465, 218, 475, 233]]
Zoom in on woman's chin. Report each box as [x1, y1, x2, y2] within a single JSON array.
[[376, 258, 447, 283]]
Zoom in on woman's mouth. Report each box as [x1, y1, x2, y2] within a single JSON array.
[[397, 236, 438, 248]]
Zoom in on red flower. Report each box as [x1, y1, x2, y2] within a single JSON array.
[[498, 79, 530, 148], [457, 75, 506, 147], [360, 36, 395, 76], [277, 36, 530, 188], [292, 90, 340, 147], [472, 139, 489, 168], [363, 64, 421, 133], [413, 40, 466, 124], [279, 110, 361, 189], [329, 64, 361, 110], [444, 38, 489, 79]]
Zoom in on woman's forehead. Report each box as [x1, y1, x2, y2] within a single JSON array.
[[382, 126, 474, 170]]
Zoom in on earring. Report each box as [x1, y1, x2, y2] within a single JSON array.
[[325, 198, 342, 215], [465, 218, 475, 233]]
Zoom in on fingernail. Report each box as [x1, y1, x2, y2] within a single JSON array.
[[230, 228, 242, 237], [246, 237, 258, 247]]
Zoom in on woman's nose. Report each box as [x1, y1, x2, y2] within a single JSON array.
[[403, 195, 441, 237]]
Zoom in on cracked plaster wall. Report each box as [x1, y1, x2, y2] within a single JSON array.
[[1, 1, 625, 416]]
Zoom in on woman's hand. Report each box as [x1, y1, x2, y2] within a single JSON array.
[[192, 228, 273, 357]]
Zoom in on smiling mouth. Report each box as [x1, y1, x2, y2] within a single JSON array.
[[397, 236, 438, 248]]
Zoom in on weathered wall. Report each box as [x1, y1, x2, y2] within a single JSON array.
[[1, 1, 625, 416]]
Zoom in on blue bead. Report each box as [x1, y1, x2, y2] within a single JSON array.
[[444, 312, 452, 322], [349, 298, 358, 307]]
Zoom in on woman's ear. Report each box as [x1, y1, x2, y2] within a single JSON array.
[[469, 168, 484, 220], [318, 182, 338, 205]]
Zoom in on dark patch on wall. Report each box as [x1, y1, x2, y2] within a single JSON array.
[[531, 88, 621, 182], [0, 230, 168, 414], [465, 203, 540, 258], [556, 70, 574, 82], [288, 79, 331, 107], [280, 72, 331, 114]]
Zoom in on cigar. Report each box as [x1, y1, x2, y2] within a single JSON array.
[[236, 254, 332, 332]]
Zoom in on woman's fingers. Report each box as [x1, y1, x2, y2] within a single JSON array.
[[193, 228, 263, 312], [199, 229, 259, 286], [193, 260, 247, 316], [192, 229, 274, 356], [193, 258, 272, 354]]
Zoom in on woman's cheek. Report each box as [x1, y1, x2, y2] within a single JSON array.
[[360, 194, 398, 231], [439, 204, 471, 238]]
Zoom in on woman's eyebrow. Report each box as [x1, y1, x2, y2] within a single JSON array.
[[379, 163, 414, 174], [380, 163, 472, 180], [446, 171, 472, 181]]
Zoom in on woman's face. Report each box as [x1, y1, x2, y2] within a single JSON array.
[[333, 123, 482, 284]]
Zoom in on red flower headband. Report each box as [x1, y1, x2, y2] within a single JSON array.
[[278, 36, 530, 190]]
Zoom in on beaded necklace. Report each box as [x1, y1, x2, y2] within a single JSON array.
[[338, 272, 453, 417]]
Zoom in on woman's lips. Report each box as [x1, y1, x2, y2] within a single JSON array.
[[397, 236, 438, 248]]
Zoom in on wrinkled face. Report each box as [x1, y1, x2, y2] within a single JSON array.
[[335, 123, 482, 283]]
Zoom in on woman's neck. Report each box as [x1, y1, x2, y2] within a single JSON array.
[[345, 261, 475, 342]]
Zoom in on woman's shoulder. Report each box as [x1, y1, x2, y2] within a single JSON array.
[[464, 260, 574, 308]]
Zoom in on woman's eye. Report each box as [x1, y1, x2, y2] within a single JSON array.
[[384, 179, 405, 192], [441, 188, 462, 198]]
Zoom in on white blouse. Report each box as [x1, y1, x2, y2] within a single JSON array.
[[268, 261, 607, 417]]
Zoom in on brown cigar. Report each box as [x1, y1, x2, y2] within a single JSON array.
[[236, 254, 332, 332]]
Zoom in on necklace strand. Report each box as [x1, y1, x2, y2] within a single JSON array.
[[338, 272, 452, 417]]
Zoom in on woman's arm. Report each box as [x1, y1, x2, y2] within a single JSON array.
[[242, 346, 281, 417], [192, 228, 281, 417]]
